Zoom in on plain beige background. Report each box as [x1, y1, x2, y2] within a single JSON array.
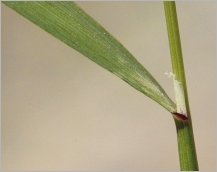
[[2, 1, 216, 171]]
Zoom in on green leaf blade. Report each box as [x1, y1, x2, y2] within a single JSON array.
[[3, 1, 176, 112]]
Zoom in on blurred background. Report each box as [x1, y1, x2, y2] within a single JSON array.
[[2, 1, 216, 171]]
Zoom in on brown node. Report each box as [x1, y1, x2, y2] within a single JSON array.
[[171, 111, 188, 121]]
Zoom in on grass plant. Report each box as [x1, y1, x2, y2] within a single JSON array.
[[3, 1, 199, 170]]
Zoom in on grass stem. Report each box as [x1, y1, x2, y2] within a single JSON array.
[[164, 1, 199, 170]]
